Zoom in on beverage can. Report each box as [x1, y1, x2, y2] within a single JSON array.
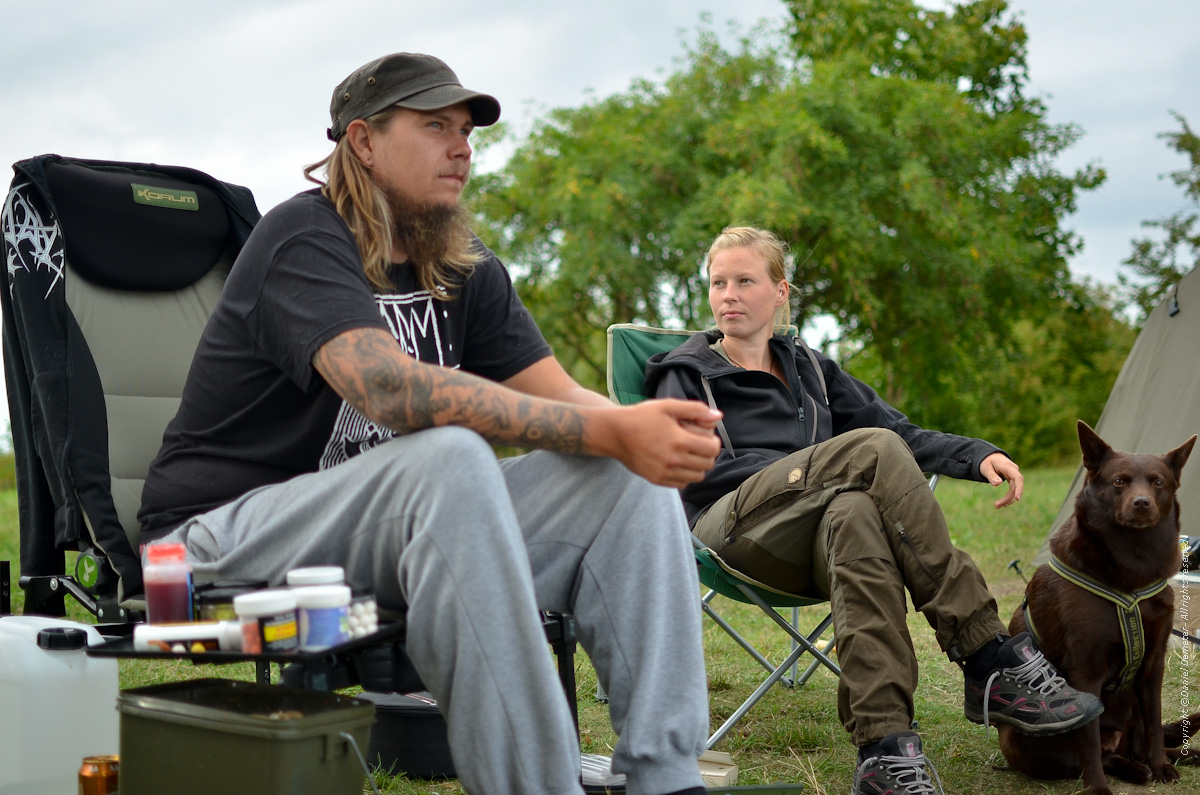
[[78, 754, 119, 795]]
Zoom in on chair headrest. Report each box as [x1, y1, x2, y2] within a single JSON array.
[[45, 161, 231, 291]]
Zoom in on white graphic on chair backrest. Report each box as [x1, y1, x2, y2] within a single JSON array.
[[3, 182, 66, 298]]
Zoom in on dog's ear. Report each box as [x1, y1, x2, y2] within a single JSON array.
[[1165, 434, 1197, 483], [1077, 420, 1112, 472]]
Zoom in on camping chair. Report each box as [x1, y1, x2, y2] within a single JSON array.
[[0, 156, 581, 714], [1, 154, 260, 623], [606, 323, 842, 748]]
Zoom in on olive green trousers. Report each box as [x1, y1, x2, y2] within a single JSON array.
[[693, 427, 1006, 745]]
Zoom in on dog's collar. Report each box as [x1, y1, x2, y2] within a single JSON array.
[[1023, 555, 1169, 693]]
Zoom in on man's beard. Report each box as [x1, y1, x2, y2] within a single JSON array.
[[382, 184, 474, 269]]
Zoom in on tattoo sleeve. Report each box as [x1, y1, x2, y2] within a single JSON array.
[[313, 328, 587, 453]]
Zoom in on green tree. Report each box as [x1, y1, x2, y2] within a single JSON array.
[[967, 281, 1133, 466], [471, 0, 1104, 451], [1120, 112, 1199, 324]]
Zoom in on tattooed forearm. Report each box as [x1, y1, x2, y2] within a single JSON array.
[[514, 408, 584, 452], [314, 328, 587, 453]]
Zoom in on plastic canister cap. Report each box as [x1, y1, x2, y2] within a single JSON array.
[[293, 584, 352, 609], [233, 589, 297, 617], [36, 626, 88, 650], [286, 566, 345, 586]]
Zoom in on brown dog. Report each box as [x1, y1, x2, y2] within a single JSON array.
[[1000, 420, 1197, 795]]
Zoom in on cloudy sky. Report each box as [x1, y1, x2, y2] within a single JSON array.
[[3, 0, 1197, 289]]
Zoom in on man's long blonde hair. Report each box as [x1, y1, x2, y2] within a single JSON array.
[[304, 108, 479, 296], [706, 226, 794, 332]]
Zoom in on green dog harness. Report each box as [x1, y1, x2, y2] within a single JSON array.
[[1023, 554, 1168, 693]]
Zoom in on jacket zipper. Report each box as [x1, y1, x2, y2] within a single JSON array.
[[708, 369, 806, 451], [807, 393, 819, 446]]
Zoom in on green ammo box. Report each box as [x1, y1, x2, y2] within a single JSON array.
[[116, 678, 376, 795]]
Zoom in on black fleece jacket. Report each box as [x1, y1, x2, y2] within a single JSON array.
[[644, 330, 1003, 526]]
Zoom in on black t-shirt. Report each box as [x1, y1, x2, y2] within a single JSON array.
[[138, 189, 551, 540]]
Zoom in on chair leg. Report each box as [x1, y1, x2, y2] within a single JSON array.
[[702, 589, 841, 748], [708, 640, 811, 748], [737, 586, 840, 677], [543, 612, 579, 739], [794, 615, 837, 685], [1, 561, 10, 615], [701, 590, 787, 682], [789, 606, 800, 683]]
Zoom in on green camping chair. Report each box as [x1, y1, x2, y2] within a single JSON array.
[[605, 323, 841, 748]]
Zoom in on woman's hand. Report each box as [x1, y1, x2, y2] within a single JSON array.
[[980, 452, 1023, 509]]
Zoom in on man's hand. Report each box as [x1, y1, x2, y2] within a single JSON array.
[[593, 399, 722, 489], [980, 452, 1023, 509]]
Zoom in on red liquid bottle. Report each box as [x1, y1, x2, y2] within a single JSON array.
[[143, 543, 193, 624]]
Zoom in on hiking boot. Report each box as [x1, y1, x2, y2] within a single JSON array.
[[853, 732, 944, 795], [963, 632, 1103, 735]]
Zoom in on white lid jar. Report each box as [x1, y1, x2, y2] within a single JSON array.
[[286, 566, 345, 587], [293, 584, 352, 609], [233, 590, 298, 654], [294, 585, 352, 651]]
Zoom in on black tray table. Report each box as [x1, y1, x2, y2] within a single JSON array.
[[87, 621, 408, 690]]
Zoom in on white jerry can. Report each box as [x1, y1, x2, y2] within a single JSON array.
[[0, 615, 120, 795]]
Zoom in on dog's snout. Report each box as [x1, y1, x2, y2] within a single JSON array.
[[1118, 490, 1161, 528]]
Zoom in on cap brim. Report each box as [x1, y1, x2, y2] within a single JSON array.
[[396, 84, 501, 127]]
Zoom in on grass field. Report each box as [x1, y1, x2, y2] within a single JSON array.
[[2, 467, 1196, 794]]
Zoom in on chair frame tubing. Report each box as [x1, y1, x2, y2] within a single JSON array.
[[702, 577, 840, 748]]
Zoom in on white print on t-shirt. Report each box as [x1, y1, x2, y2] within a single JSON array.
[[318, 289, 459, 469], [376, 290, 448, 365]]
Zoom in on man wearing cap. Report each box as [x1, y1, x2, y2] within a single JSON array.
[[138, 53, 719, 795]]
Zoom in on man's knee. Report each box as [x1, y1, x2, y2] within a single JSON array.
[[517, 450, 678, 515], [364, 428, 511, 529], [380, 426, 499, 482]]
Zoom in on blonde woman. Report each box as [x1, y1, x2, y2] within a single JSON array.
[[647, 226, 1100, 795]]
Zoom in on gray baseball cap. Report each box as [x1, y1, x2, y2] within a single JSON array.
[[327, 53, 501, 141]]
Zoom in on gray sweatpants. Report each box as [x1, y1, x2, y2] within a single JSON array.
[[159, 426, 708, 795]]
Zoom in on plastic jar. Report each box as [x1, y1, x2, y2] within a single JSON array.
[[132, 621, 242, 653], [286, 566, 345, 587], [143, 542, 193, 624], [193, 581, 268, 622], [348, 586, 379, 639], [294, 585, 352, 651], [233, 590, 299, 654]]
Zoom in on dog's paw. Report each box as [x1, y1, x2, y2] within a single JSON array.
[[1107, 755, 1153, 784], [1152, 761, 1182, 784]]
